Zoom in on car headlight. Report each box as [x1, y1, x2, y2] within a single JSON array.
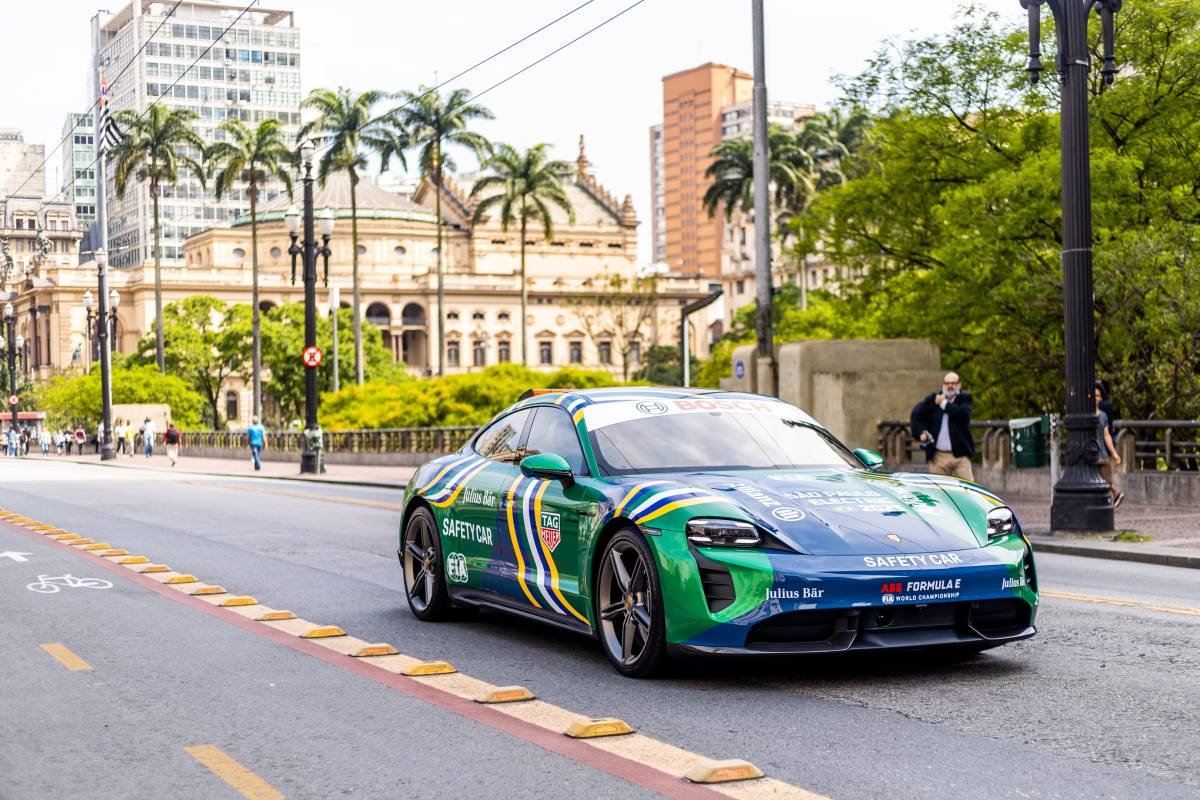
[[986, 506, 1015, 539], [686, 518, 761, 547]]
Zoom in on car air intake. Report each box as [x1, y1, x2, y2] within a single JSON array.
[[698, 564, 735, 613], [969, 599, 1032, 639]]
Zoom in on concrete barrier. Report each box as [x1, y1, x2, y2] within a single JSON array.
[[179, 446, 449, 467]]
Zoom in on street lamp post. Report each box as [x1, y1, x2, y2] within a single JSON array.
[[329, 284, 340, 395], [1020, 0, 1120, 531], [2, 302, 20, 434], [286, 143, 334, 475], [83, 249, 118, 460]]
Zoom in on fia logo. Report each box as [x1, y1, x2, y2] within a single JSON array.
[[446, 552, 469, 584], [539, 511, 561, 552]]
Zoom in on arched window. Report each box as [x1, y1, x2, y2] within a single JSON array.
[[225, 391, 239, 422], [401, 303, 426, 327], [366, 303, 391, 327]]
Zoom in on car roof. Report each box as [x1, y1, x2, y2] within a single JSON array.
[[515, 386, 779, 407]]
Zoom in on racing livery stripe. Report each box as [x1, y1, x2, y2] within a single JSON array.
[[573, 408, 585, 424], [429, 461, 490, 508], [415, 454, 474, 493], [424, 457, 487, 503], [635, 496, 719, 525], [627, 487, 709, 520], [520, 479, 565, 613], [613, 481, 668, 517], [505, 475, 542, 609], [532, 481, 590, 625]]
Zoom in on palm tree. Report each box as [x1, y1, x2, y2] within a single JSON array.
[[298, 88, 406, 386], [702, 124, 813, 224], [205, 118, 295, 420], [394, 86, 492, 375], [469, 144, 574, 365], [109, 104, 205, 372]]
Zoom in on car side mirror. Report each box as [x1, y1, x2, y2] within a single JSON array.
[[854, 448, 885, 470], [520, 453, 575, 487]]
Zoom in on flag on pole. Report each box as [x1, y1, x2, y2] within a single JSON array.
[[97, 75, 124, 155]]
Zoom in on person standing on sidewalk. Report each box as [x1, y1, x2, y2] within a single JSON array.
[[1096, 386, 1125, 508], [124, 423, 135, 458], [142, 416, 156, 459], [73, 424, 86, 455], [246, 416, 266, 472], [163, 421, 182, 467], [114, 419, 126, 456], [38, 428, 51, 456], [910, 372, 975, 482]]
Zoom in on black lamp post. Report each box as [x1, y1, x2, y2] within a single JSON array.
[[286, 142, 334, 475], [1020, 0, 1120, 531], [2, 302, 21, 435], [83, 252, 119, 460]]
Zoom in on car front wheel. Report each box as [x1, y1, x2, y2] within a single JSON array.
[[403, 506, 451, 621], [595, 529, 669, 678]]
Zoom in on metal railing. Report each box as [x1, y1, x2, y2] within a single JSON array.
[[180, 427, 477, 455], [878, 419, 1200, 472]]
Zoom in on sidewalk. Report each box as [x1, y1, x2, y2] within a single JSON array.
[[32, 451, 414, 489]]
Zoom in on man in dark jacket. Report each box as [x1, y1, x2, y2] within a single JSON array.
[[910, 372, 975, 481]]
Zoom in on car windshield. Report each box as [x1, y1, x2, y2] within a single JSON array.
[[588, 410, 858, 475]]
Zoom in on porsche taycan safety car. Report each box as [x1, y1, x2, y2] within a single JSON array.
[[399, 387, 1038, 677]]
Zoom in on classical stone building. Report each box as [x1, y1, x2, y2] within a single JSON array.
[[8, 141, 716, 427]]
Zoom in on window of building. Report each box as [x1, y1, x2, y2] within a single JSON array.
[[447, 340, 460, 367], [736, 280, 745, 294], [629, 340, 641, 366], [270, 246, 281, 258], [539, 341, 553, 365], [225, 390, 239, 422], [471, 311, 485, 321], [568, 341, 582, 364], [356, 244, 366, 255], [472, 340, 486, 367], [598, 341, 612, 365], [394, 245, 407, 257], [498, 341, 510, 363], [446, 310, 459, 321], [497, 311, 510, 322]]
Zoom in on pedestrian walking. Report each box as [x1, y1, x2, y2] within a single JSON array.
[[246, 416, 266, 471], [910, 371, 976, 482], [163, 421, 182, 467], [142, 416, 156, 459], [4, 426, 14, 457], [124, 424, 135, 458], [114, 419, 126, 455], [73, 425, 86, 455], [38, 428, 51, 456], [1095, 385, 1125, 509]]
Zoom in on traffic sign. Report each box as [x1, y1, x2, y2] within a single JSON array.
[[301, 346, 323, 368], [7, 395, 16, 406]]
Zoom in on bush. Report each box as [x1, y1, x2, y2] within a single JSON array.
[[33, 365, 204, 430]]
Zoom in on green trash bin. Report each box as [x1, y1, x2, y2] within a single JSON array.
[[1010, 415, 1050, 468]]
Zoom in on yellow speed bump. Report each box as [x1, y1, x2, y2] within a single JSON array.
[[299, 626, 345, 639], [256, 610, 295, 621], [99, 549, 129, 557], [475, 686, 535, 704], [165, 575, 198, 585], [352, 644, 398, 657], [50, 534, 81, 542], [41, 528, 67, 535], [139, 564, 170, 574], [684, 759, 765, 784], [67, 538, 95, 546], [32, 524, 56, 531], [119, 556, 149, 565], [564, 718, 636, 739], [188, 586, 226, 596], [82, 543, 111, 551], [219, 596, 258, 607], [401, 661, 457, 677]]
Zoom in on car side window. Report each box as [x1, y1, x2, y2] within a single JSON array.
[[474, 409, 533, 464], [525, 407, 588, 475]]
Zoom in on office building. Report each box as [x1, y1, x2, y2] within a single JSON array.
[[60, 113, 98, 226]]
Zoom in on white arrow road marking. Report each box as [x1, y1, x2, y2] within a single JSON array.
[[0, 551, 32, 562]]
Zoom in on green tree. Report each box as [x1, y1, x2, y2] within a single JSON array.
[[205, 118, 295, 421], [299, 88, 406, 387], [131, 296, 249, 428], [108, 104, 205, 372], [34, 364, 203, 430], [567, 270, 660, 381], [394, 86, 493, 375], [470, 143, 574, 365], [632, 345, 698, 386], [703, 124, 813, 228]]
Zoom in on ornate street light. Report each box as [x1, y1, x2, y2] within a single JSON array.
[[1019, 0, 1121, 531], [83, 248, 117, 460], [2, 302, 19, 433], [287, 143, 334, 474]]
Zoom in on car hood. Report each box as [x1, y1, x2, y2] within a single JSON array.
[[645, 469, 987, 556]]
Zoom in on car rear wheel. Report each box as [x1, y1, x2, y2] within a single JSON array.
[[403, 506, 451, 621], [595, 529, 669, 678]]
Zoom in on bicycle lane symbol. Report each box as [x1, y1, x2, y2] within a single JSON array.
[[26, 574, 114, 594]]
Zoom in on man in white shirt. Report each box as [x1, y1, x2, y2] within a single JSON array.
[[910, 372, 975, 481], [142, 417, 156, 459]]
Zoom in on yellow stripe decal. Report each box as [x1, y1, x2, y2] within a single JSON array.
[[614, 483, 654, 517], [416, 455, 472, 494], [635, 496, 716, 525], [573, 408, 585, 424], [554, 393, 569, 405], [506, 476, 542, 609], [184, 745, 284, 800], [429, 462, 489, 508], [40, 643, 92, 671], [533, 481, 590, 626]]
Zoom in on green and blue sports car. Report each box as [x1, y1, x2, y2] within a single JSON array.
[[399, 387, 1038, 677]]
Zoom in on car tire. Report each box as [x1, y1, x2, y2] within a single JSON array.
[[402, 506, 451, 622], [594, 529, 670, 678]]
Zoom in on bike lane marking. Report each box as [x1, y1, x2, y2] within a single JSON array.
[[0, 514, 826, 800], [39, 643, 92, 672], [1041, 589, 1200, 618], [184, 745, 284, 800]]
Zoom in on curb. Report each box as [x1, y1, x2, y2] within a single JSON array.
[[51, 456, 409, 491], [1028, 535, 1200, 570]]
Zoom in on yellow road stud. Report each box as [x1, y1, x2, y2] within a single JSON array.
[[564, 718, 636, 739], [189, 586, 226, 596], [67, 539, 95, 546], [165, 575, 198, 584], [351, 644, 398, 657], [219, 596, 257, 607], [299, 626, 345, 639], [256, 610, 295, 621], [119, 556, 149, 564], [684, 760, 765, 784], [138, 564, 170, 573], [100, 549, 129, 557], [474, 686, 535, 704], [83, 543, 111, 551], [401, 661, 457, 676]]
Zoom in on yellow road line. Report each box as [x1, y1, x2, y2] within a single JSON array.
[[40, 643, 92, 671], [183, 480, 402, 511], [1042, 589, 1200, 617], [184, 745, 284, 800]]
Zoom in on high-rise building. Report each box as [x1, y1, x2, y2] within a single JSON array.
[[60, 113, 97, 225], [648, 123, 665, 264], [0, 129, 48, 199], [92, 1, 301, 269]]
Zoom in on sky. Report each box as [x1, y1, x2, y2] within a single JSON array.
[[7, 0, 1019, 263]]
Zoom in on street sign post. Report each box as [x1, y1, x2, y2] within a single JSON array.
[[301, 346, 323, 369], [8, 395, 17, 406]]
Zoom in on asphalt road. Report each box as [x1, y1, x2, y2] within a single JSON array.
[[2, 459, 1198, 800]]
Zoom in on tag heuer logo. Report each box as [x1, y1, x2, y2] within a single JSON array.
[[539, 511, 561, 552]]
